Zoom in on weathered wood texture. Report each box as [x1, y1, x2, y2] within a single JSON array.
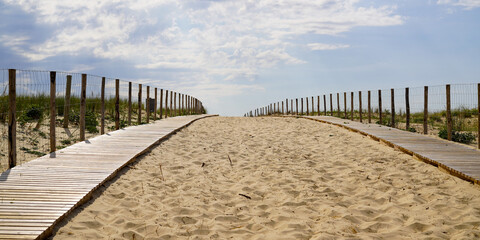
[[0, 115, 216, 240], [49, 72, 56, 153], [8, 69, 16, 168], [302, 115, 480, 185], [63, 75, 72, 128]]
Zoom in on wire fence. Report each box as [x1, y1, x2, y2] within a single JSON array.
[[0, 69, 206, 172], [247, 83, 480, 149]]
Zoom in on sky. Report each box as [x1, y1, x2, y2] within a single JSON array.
[[0, 0, 479, 116]]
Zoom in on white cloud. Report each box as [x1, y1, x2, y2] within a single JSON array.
[[1, 0, 403, 99], [308, 43, 350, 51], [437, 0, 480, 9]]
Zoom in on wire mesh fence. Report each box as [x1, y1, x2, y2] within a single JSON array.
[[0, 69, 206, 172], [248, 83, 480, 149]]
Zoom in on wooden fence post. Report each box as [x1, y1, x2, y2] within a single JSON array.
[[329, 94, 333, 116], [100, 77, 105, 134], [138, 84, 142, 124], [154, 88, 157, 120], [446, 84, 452, 141], [379, 90, 382, 125], [317, 96, 320, 116], [350, 92, 354, 121], [391, 88, 395, 128], [478, 83, 479, 149], [165, 90, 168, 118], [301, 98, 304, 115], [63, 75, 72, 128], [80, 74, 86, 141], [337, 93, 340, 118], [170, 91, 173, 117], [115, 79, 120, 130], [405, 88, 410, 130], [306, 98, 309, 115], [344, 92, 347, 119], [296, 98, 298, 115], [359, 91, 362, 123], [286, 98, 288, 114], [174, 92, 177, 117], [8, 69, 16, 168], [159, 89, 163, 119], [323, 95, 326, 116], [311, 97, 313, 115], [49, 71, 56, 153], [368, 90, 371, 123], [424, 86, 428, 134], [146, 86, 150, 123], [282, 101, 284, 114], [128, 82, 132, 125]]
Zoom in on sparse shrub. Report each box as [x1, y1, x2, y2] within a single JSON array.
[[407, 127, 416, 133], [438, 128, 476, 144]]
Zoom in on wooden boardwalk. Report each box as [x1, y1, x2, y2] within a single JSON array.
[[0, 114, 215, 240], [302, 116, 480, 184]]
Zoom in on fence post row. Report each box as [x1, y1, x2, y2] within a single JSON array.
[[50, 71, 56, 153]]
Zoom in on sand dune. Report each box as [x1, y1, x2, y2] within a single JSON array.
[[50, 117, 480, 239]]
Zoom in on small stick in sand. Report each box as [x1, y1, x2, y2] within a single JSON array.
[[239, 193, 251, 199], [228, 155, 233, 167], [159, 164, 165, 181]]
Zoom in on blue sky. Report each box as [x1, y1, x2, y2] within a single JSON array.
[[0, 0, 479, 116]]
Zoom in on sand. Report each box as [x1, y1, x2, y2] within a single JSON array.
[[50, 117, 480, 239]]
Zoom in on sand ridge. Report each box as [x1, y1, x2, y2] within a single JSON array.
[[51, 117, 480, 239]]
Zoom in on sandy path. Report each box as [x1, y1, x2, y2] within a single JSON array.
[[51, 117, 480, 239]]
